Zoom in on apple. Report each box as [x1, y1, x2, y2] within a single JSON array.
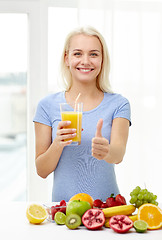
[[66, 200, 91, 217]]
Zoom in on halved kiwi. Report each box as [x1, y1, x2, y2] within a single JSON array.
[[65, 213, 81, 229]]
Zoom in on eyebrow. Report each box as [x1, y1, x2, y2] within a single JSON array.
[[72, 49, 101, 52]]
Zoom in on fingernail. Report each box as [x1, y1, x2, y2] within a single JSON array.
[[67, 121, 71, 124]]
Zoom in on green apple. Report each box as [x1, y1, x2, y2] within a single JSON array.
[[66, 200, 91, 217]]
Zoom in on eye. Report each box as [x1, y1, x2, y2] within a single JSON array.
[[74, 52, 82, 56], [90, 53, 98, 57]]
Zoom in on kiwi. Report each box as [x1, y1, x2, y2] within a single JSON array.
[[65, 213, 81, 229]]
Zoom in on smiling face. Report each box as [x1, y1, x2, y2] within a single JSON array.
[[65, 34, 103, 86]]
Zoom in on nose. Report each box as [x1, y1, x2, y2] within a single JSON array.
[[81, 54, 90, 65]]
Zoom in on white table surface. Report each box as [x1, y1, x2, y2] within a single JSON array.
[[1, 202, 162, 240]]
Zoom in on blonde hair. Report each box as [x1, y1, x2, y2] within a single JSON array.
[[60, 26, 112, 92]]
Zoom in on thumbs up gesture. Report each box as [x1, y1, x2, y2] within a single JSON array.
[[92, 119, 109, 160]]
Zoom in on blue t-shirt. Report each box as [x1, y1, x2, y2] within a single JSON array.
[[33, 91, 131, 201]]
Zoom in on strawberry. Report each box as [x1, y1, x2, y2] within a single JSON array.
[[100, 202, 108, 208], [106, 194, 121, 207], [60, 200, 66, 206], [51, 200, 67, 220], [115, 194, 127, 205], [60, 207, 66, 214], [93, 199, 103, 208], [51, 206, 58, 220]]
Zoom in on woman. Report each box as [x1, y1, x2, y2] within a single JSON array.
[[33, 26, 131, 202]]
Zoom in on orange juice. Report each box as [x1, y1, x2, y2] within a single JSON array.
[[61, 111, 82, 143]]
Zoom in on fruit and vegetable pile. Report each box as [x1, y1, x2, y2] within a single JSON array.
[[26, 187, 162, 234]]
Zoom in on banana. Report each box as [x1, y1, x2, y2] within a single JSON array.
[[104, 214, 137, 228], [128, 214, 137, 222], [104, 218, 111, 228], [102, 204, 136, 218]]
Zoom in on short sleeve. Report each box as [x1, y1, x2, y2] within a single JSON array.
[[113, 99, 131, 126], [33, 98, 52, 127]]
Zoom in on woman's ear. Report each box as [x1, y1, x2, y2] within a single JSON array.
[[64, 52, 69, 67]]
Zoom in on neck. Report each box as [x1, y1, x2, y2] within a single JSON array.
[[67, 81, 101, 99], [65, 82, 104, 109]]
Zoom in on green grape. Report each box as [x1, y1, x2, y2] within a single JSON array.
[[130, 198, 134, 204], [135, 200, 142, 208], [137, 193, 144, 200], [150, 200, 156, 204], [145, 193, 150, 200], [143, 194, 148, 200], [143, 189, 148, 194], [132, 195, 138, 202], [133, 186, 141, 195], [130, 191, 135, 197], [150, 192, 154, 199], [130, 195, 137, 204], [140, 189, 146, 195], [153, 195, 157, 200], [154, 201, 158, 206], [129, 186, 158, 208], [147, 193, 153, 202]]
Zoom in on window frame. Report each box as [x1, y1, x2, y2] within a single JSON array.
[[0, 0, 49, 201]]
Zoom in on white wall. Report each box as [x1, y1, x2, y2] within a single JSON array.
[[1, 0, 162, 203]]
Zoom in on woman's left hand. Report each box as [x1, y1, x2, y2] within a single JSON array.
[[91, 119, 110, 160]]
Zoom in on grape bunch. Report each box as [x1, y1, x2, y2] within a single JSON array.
[[129, 186, 158, 208]]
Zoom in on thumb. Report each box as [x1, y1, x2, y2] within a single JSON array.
[[95, 119, 103, 137]]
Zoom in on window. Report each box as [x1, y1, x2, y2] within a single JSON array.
[[0, 13, 27, 201]]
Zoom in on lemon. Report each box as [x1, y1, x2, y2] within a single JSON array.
[[26, 204, 48, 224]]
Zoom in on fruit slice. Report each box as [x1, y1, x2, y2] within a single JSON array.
[[105, 214, 137, 228], [65, 214, 81, 229], [134, 220, 148, 233], [54, 211, 66, 225], [26, 204, 47, 224], [82, 208, 105, 230], [102, 204, 136, 218], [69, 193, 94, 207], [109, 215, 133, 233], [137, 203, 162, 230], [51, 200, 66, 220]]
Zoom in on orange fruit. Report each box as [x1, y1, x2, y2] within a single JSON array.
[[137, 203, 162, 230], [69, 193, 94, 207]]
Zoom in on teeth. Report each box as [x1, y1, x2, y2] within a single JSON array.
[[79, 69, 92, 72]]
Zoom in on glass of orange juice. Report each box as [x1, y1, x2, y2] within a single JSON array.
[[60, 102, 83, 145]]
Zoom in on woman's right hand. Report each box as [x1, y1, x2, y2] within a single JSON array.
[[55, 121, 76, 147]]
